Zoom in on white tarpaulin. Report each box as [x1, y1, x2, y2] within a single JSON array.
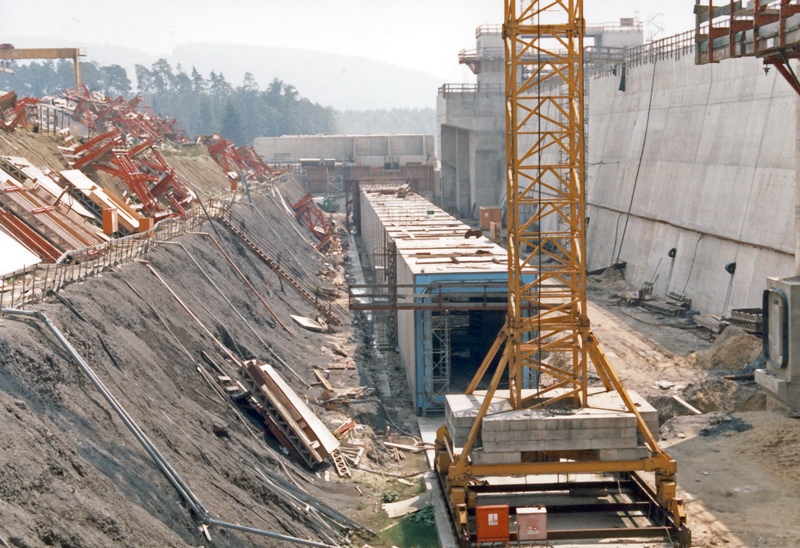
[[0, 228, 41, 276]]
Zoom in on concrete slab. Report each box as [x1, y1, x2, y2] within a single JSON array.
[[586, 389, 660, 442], [417, 415, 444, 468], [595, 445, 652, 461], [482, 426, 636, 443], [482, 407, 638, 431], [482, 435, 637, 453], [445, 393, 513, 423], [470, 449, 522, 465], [423, 472, 457, 548], [445, 389, 658, 451]]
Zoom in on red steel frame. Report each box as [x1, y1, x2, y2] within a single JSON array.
[[291, 192, 337, 251], [698, 0, 800, 94]]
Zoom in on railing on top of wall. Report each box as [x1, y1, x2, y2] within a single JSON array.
[[588, 30, 696, 78], [0, 194, 236, 309], [438, 83, 505, 95], [533, 29, 697, 95]]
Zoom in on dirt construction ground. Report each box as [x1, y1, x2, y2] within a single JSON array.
[[0, 177, 427, 548], [587, 271, 800, 548]]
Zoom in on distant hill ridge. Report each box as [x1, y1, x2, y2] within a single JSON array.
[[6, 36, 443, 110]]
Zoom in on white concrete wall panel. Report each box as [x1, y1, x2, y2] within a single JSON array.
[[587, 53, 796, 313], [397, 258, 418, 409], [254, 134, 434, 165]]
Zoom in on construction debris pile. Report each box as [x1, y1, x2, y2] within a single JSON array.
[[198, 134, 276, 183], [0, 85, 280, 231], [0, 90, 40, 133]]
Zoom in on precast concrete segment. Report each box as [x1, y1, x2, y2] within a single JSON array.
[[444, 390, 653, 453]]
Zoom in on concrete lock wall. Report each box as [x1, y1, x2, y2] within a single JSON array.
[[585, 52, 797, 314], [254, 134, 434, 166]]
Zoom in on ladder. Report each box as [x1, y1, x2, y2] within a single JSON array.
[[217, 215, 344, 326], [330, 448, 351, 477]]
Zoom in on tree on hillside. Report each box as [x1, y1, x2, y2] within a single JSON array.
[[104, 65, 132, 96], [0, 60, 128, 97], [196, 94, 214, 135], [220, 99, 245, 145], [0, 58, 338, 143], [191, 66, 207, 93]]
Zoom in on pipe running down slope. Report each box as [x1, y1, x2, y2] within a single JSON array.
[[0, 306, 338, 548]]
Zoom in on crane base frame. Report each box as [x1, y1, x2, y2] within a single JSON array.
[[434, 452, 691, 548]]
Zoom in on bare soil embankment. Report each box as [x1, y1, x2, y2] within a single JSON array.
[[0, 182, 389, 547]]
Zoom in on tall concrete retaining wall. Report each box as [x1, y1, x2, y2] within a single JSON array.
[[585, 52, 797, 315]]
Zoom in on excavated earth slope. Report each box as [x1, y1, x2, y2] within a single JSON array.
[[0, 171, 367, 547]]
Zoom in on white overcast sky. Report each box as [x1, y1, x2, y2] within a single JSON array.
[[2, 1, 697, 81]]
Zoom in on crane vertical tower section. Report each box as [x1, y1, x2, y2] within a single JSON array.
[[435, 2, 691, 545], [504, 0, 587, 408]]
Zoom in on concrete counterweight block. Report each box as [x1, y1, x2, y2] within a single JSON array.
[[445, 388, 656, 461]]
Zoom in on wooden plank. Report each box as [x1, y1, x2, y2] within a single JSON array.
[[384, 441, 426, 453], [314, 369, 334, 391], [258, 363, 340, 456], [382, 492, 432, 518], [673, 395, 703, 415]]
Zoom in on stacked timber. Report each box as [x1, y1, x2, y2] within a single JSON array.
[[238, 360, 339, 469]]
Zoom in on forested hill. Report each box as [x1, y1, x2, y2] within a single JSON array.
[[0, 59, 337, 145], [133, 60, 336, 145], [0, 59, 437, 145]]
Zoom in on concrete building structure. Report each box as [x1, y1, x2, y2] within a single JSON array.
[[254, 134, 434, 168], [254, 133, 437, 198], [582, 35, 796, 316], [505, 23, 798, 322], [437, 25, 506, 218], [437, 20, 644, 219], [358, 184, 534, 414]]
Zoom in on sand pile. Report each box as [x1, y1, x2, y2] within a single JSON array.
[[588, 266, 629, 293], [689, 326, 762, 370]]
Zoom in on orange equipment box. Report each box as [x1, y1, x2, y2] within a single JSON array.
[[479, 206, 503, 230], [517, 506, 547, 541], [475, 504, 510, 544]]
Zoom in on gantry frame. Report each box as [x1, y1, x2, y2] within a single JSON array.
[[435, 1, 690, 545], [0, 48, 85, 87]]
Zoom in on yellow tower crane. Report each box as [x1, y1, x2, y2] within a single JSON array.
[[434, 2, 691, 546]]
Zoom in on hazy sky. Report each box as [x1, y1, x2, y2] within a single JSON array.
[[4, 1, 697, 82]]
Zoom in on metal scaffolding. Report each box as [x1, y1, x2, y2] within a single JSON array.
[[422, 310, 452, 415]]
